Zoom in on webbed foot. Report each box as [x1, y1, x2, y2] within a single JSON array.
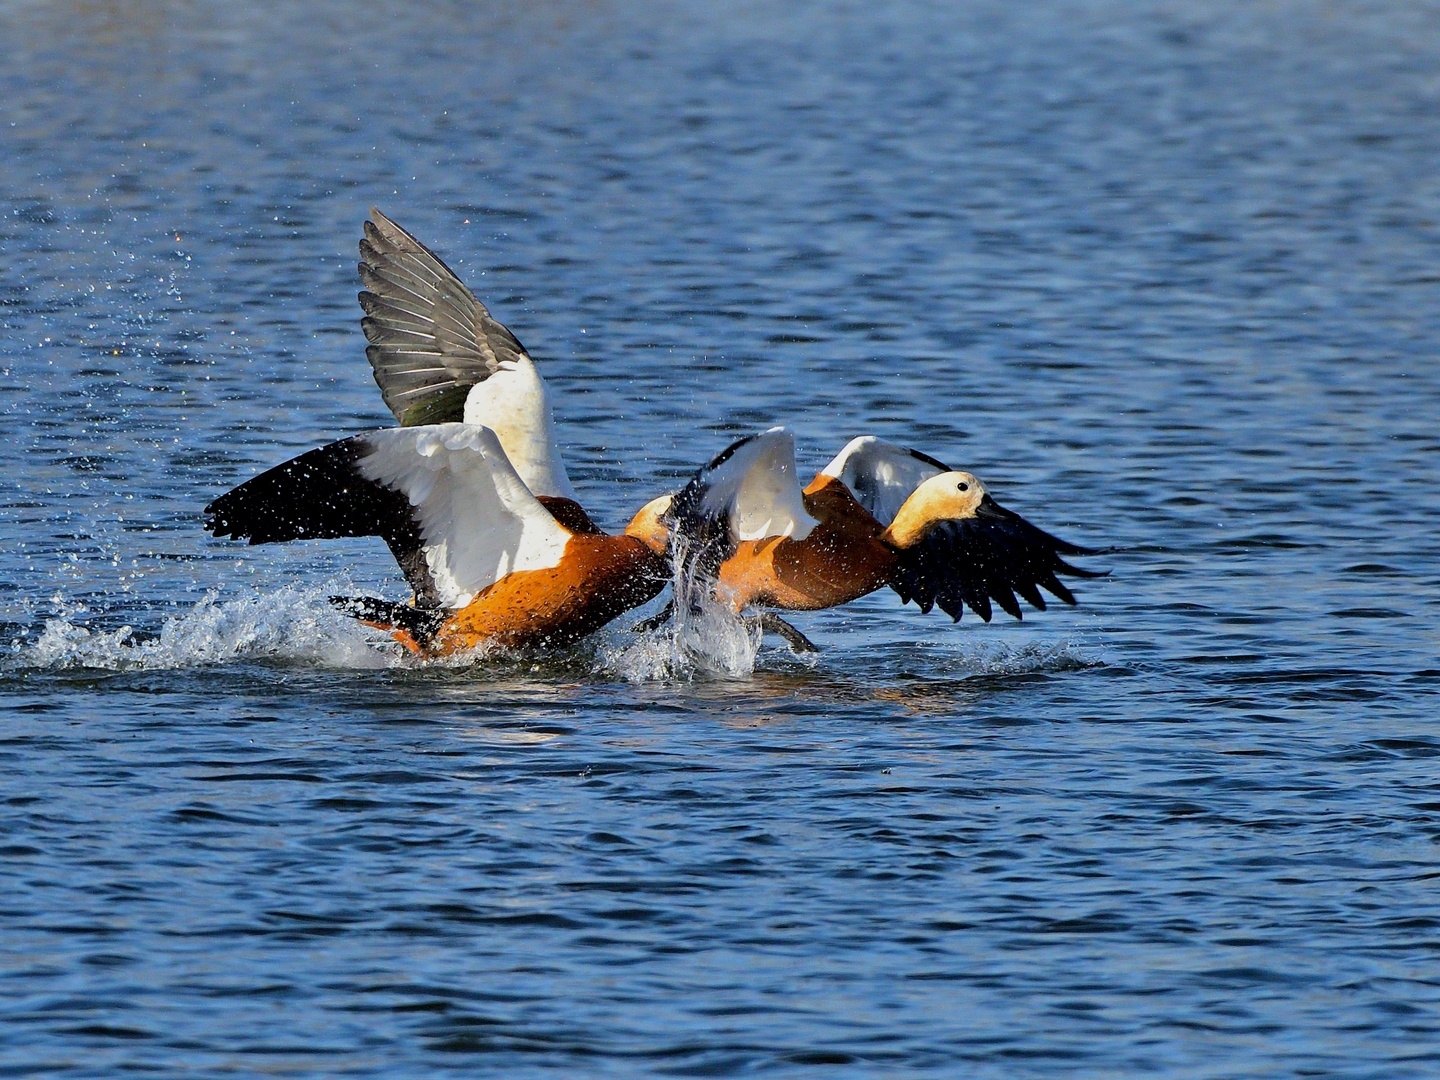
[[751, 612, 819, 653]]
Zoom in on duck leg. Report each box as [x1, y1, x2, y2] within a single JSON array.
[[750, 612, 820, 653], [633, 598, 818, 653], [630, 599, 674, 633]]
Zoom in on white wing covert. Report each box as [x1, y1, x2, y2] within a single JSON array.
[[689, 426, 818, 543], [820, 436, 952, 526], [204, 424, 572, 611], [665, 426, 818, 609], [358, 425, 572, 608]]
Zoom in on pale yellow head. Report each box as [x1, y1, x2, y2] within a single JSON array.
[[625, 494, 674, 555], [881, 471, 987, 548]]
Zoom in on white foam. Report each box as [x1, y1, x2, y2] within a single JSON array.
[[890, 635, 1101, 680], [11, 584, 1083, 681], [597, 606, 759, 682], [16, 586, 400, 671]]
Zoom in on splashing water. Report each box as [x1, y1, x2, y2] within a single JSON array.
[[11, 585, 771, 679], [10, 580, 1101, 682], [921, 637, 1103, 678], [672, 599, 763, 677], [597, 599, 764, 682], [593, 534, 768, 681], [14, 586, 397, 672]]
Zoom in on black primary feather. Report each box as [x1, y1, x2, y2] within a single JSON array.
[[891, 494, 1105, 622], [203, 437, 442, 608]]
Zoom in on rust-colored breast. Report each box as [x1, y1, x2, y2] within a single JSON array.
[[715, 475, 897, 611], [428, 534, 667, 654]]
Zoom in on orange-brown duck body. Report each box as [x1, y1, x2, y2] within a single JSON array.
[[715, 474, 893, 612], [206, 425, 674, 659], [403, 530, 667, 655], [670, 429, 1103, 627]]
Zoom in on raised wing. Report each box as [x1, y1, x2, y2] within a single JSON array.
[[672, 426, 817, 542], [667, 427, 819, 603], [819, 435, 951, 526], [358, 209, 531, 427], [892, 494, 1104, 622], [205, 424, 572, 609]]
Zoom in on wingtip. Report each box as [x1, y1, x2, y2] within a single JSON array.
[[1055, 557, 1110, 580], [1059, 541, 1111, 558], [201, 500, 229, 539], [907, 445, 953, 473], [363, 208, 423, 254], [1045, 577, 1079, 605], [700, 425, 794, 473]]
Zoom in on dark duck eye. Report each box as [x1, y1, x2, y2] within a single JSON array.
[[956, 481, 969, 492]]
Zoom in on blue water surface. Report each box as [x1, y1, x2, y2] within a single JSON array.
[[2, 1, 1439, 1076]]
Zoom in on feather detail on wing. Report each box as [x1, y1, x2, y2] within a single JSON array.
[[670, 426, 817, 549], [358, 209, 531, 427], [356, 425, 572, 607], [819, 436, 952, 526], [203, 435, 441, 605], [696, 427, 817, 542], [205, 424, 573, 609], [891, 494, 1105, 622]]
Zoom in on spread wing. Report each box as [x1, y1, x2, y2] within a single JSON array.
[[666, 427, 819, 602], [358, 209, 532, 427], [891, 494, 1105, 622], [205, 424, 573, 609], [823, 436, 1104, 622], [819, 435, 951, 526]]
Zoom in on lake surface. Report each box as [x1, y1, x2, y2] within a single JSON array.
[[3, 1, 1439, 1075]]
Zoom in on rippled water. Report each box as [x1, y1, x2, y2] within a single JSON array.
[[3, 1, 1440, 1075]]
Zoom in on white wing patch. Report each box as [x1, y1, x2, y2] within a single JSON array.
[[702, 427, 818, 542], [820, 436, 950, 526], [358, 424, 572, 608], [461, 356, 578, 500]]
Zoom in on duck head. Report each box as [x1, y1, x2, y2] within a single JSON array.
[[625, 494, 674, 555], [881, 471, 987, 548]]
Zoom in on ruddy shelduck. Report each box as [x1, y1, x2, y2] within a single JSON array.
[[204, 211, 673, 654], [666, 427, 1104, 624], [205, 424, 672, 654]]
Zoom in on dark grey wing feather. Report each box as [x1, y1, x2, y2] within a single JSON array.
[[203, 436, 441, 607], [358, 208, 531, 427], [891, 495, 1105, 622]]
